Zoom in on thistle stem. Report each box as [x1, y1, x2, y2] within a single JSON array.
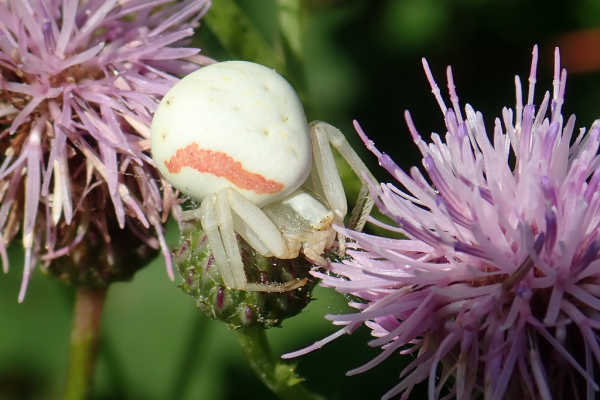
[[63, 287, 108, 400], [237, 327, 326, 400]]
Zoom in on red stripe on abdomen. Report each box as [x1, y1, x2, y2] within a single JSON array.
[[164, 143, 284, 195]]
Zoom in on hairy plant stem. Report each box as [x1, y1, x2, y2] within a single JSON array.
[[237, 327, 326, 400], [63, 286, 108, 400]]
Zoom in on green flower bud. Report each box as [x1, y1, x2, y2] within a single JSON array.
[[174, 219, 320, 330]]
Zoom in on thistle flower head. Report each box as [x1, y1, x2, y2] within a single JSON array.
[[285, 46, 600, 399], [0, 0, 211, 302]]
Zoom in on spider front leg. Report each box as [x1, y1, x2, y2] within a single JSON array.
[[199, 193, 240, 290], [200, 188, 306, 293], [308, 121, 377, 253]]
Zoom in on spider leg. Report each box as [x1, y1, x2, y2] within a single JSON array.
[[215, 189, 248, 289], [229, 191, 311, 289], [181, 208, 201, 221], [310, 121, 377, 233], [183, 202, 282, 245], [231, 213, 274, 257], [214, 188, 306, 292], [199, 193, 237, 289], [347, 183, 374, 233], [227, 188, 290, 258], [309, 121, 347, 226]]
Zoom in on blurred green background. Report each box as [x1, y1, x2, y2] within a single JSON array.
[[3, 0, 600, 399]]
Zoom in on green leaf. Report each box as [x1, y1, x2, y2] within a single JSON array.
[[277, 0, 303, 61], [205, 0, 284, 71]]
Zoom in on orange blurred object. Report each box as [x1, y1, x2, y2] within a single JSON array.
[[557, 28, 600, 73]]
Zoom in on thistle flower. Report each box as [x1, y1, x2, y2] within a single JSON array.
[[285, 46, 600, 399], [0, 0, 211, 302]]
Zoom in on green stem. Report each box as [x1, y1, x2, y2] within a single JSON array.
[[237, 327, 326, 400], [63, 286, 108, 400]]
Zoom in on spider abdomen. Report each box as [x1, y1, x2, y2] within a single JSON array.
[[151, 61, 312, 207]]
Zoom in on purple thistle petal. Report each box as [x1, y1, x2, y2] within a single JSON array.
[[23, 120, 44, 248], [62, 41, 105, 69], [154, 221, 174, 281], [282, 325, 357, 359], [71, 0, 119, 47]]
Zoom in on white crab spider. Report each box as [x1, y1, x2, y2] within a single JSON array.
[[151, 61, 373, 292]]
